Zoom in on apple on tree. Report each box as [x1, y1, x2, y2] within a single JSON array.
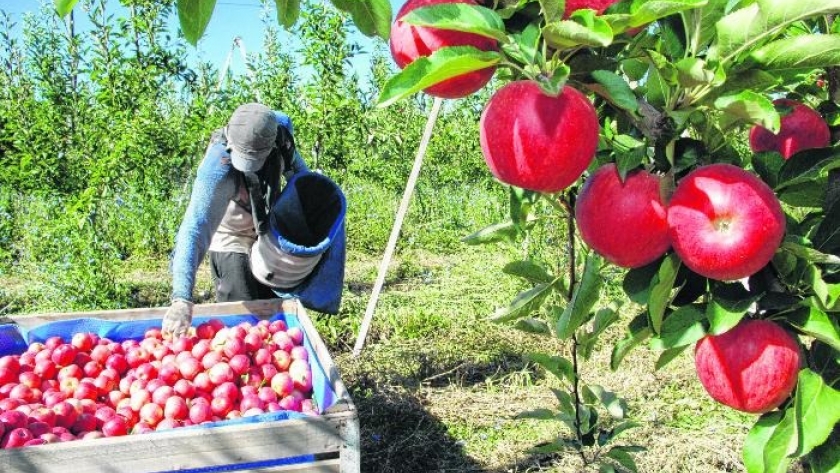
[[389, 0, 498, 99], [694, 319, 801, 414], [666, 163, 785, 281], [575, 163, 670, 268], [749, 98, 831, 160], [563, 0, 619, 17], [480, 80, 599, 193]]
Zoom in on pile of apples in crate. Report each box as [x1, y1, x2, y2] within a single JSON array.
[[0, 318, 316, 448]]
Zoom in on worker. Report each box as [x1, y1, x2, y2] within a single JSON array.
[[162, 103, 346, 338]]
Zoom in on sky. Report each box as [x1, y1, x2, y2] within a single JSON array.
[[0, 0, 403, 84]]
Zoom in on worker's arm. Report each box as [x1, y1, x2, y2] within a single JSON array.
[[164, 139, 237, 336]]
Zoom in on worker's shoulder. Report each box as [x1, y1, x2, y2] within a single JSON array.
[[209, 128, 227, 146]]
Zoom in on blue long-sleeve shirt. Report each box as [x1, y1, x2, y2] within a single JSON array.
[[170, 112, 307, 302]]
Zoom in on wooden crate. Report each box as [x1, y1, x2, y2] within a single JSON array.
[[0, 298, 360, 473]]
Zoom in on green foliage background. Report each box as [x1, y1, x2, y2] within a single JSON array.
[[0, 0, 502, 313]]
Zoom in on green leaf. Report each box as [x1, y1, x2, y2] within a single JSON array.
[[782, 241, 840, 266], [623, 259, 662, 304], [702, 69, 781, 105], [490, 283, 553, 323], [713, 90, 779, 132], [815, 197, 840, 254], [606, 446, 639, 473], [707, 282, 760, 335], [401, 3, 506, 42], [743, 411, 785, 473], [808, 434, 840, 473], [810, 341, 840, 388], [539, 0, 565, 23], [789, 305, 840, 352], [794, 369, 840, 457], [543, 13, 614, 49], [177, 0, 217, 46], [776, 148, 840, 191], [528, 352, 576, 383], [655, 345, 689, 370], [752, 151, 786, 189], [648, 254, 681, 335], [54, 0, 79, 17], [712, 0, 840, 65], [585, 384, 627, 419], [762, 404, 798, 473], [377, 46, 501, 107], [462, 219, 527, 244], [611, 313, 653, 370], [503, 22, 541, 66], [503, 261, 556, 284], [591, 70, 638, 113], [674, 57, 723, 87], [557, 253, 603, 339], [330, 0, 392, 39], [514, 318, 552, 335], [274, 0, 300, 29], [650, 304, 707, 350], [750, 35, 840, 72], [628, 0, 709, 27], [778, 181, 827, 208]]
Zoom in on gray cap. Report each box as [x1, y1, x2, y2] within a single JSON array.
[[226, 103, 277, 172]]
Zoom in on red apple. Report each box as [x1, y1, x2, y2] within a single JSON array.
[[694, 319, 801, 413], [667, 164, 785, 281], [2, 427, 33, 448], [563, 0, 619, 17], [389, 0, 498, 99], [480, 81, 599, 193], [749, 99, 830, 159], [576, 163, 670, 268], [101, 416, 128, 437]]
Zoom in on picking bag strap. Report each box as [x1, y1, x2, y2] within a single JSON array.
[[243, 170, 269, 236]]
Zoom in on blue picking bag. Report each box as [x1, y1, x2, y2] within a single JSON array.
[[0, 311, 340, 419]]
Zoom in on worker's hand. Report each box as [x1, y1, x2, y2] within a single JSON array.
[[162, 299, 194, 339]]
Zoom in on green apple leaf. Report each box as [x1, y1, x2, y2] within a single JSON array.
[[702, 69, 781, 105], [761, 404, 798, 473], [503, 260, 556, 284], [623, 259, 663, 305], [557, 253, 603, 338], [782, 240, 840, 266], [503, 22, 541, 66], [462, 218, 536, 244], [275, 0, 300, 29], [401, 3, 507, 42], [528, 352, 576, 383], [606, 445, 639, 472], [490, 283, 553, 323], [675, 57, 724, 87], [750, 35, 840, 71], [54, 0, 79, 17], [648, 254, 681, 335], [778, 181, 827, 208], [712, 0, 840, 65], [714, 90, 779, 132], [330, 0, 392, 40], [793, 369, 840, 457], [807, 434, 840, 473], [707, 281, 760, 334], [611, 313, 652, 370], [752, 151, 785, 189], [776, 148, 840, 191], [815, 197, 840, 254], [539, 0, 566, 23], [654, 345, 689, 370], [377, 46, 500, 107], [789, 305, 840, 352], [591, 70, 638, 113], [650, 304, 707, 350], [628, 0, 708, 27], [177, 0, 217, 46], [543, 11, 614, 49], [743, 411, 785, 473], [514, 318, 552, 335]]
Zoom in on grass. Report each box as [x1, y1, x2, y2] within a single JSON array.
[[0, 181, 808, 473]]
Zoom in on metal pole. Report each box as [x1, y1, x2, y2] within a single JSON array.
[[352, 97, 444, 357]]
